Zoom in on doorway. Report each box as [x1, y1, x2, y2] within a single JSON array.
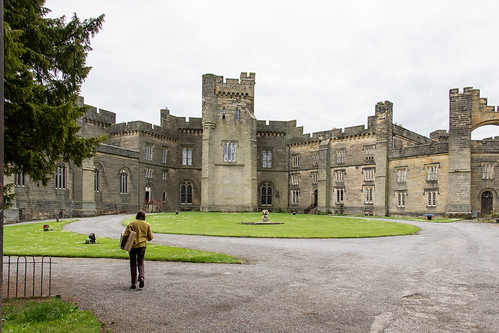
[[481, 191, 493, 216]]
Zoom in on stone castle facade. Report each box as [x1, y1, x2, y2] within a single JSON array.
[[5, 72, 499, 222]]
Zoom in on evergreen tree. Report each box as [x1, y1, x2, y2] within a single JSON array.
[[3, 0, 105, 185]]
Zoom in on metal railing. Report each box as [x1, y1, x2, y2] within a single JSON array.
[[3, 256, 52, 298]]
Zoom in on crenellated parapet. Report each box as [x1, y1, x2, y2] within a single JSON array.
[[213, 72, 256, 97], [109, 121, 178, 142], [390, 141, 449, 159], [79, 96, 116, 128]]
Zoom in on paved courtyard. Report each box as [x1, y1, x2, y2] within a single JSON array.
[[55, 215, 499, 332]]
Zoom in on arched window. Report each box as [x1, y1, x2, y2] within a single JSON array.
[[260, 182, 273, 206], [94, 168, 100, 192], [222, 107, 226, 120], [120, 170, 128, 194], [180, 181, 193, 204], [55, 164, 66, 189], [235, 108, 240, 120]]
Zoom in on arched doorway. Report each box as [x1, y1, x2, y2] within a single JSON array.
[[313, 189, 318, 207], [481, 191, 493, 216]]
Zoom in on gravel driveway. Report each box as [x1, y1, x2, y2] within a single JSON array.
[[56, 215, 499, 332]]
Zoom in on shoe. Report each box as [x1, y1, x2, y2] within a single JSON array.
[[130, 284, 136, 289], [139, 278, 145, 288]]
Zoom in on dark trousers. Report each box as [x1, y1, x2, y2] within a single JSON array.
[[129, 247, 146, 285]]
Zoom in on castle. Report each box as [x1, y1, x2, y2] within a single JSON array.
[[5, 72, 499, 222]]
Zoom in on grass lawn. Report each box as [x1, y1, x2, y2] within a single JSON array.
[[125, 212, 421, 238], [4, 221, 242, 264], [2, 297, 102, 332]]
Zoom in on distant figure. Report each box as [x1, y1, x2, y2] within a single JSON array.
[[123, 210, 154, 289]]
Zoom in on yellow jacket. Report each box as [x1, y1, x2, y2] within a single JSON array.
[[123, 219, 154, 248]]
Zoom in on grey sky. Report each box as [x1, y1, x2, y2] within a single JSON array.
[[45, 0, 498, 139]]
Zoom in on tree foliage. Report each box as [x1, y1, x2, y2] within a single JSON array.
[[3, 0, 106, 185]]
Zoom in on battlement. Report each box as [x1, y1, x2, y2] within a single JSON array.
[[78, 97, 116, 126], [160, 108, 203, 131], [450, 87, 497, 112], [471, 139, 499, 153], [109, 120, 178, 140], [390, 141, 449, 159], [430, 129, 449, 142], [375, 101, 393, 114], [203, 72, 255, 97]]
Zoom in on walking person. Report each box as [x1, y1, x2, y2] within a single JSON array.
[[123, 210, 154, 289]]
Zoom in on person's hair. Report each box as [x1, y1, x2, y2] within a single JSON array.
[[136, 210, 146, 220]]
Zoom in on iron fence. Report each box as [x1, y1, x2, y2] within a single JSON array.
[[2, 256, 52, 298]]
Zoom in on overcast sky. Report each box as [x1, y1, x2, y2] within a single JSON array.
[[45, 0, 498, 139]]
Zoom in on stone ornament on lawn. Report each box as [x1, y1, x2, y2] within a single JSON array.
[[262, 210, 269, 222]]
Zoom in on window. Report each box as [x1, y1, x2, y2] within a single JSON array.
[[55, 165, 66, 189], [260, 183, 273, 206], [162, 148, 168, 164], [427, 191, 437, 207], [162, 170, 168, 180], [290, 174, 299, 185], [397, 191, 406, 207], [145, 168, 153, 178], [312, 173, 318, 185], [222, 107, 226, 120], [235, 108, 240, 120], [94, 168, 100, 192], [364, 168, 374, 182], [162, 192, 166, 202], [14, 170, 25, 187], [223, 142, 237, 162], [120, 171, 128, 194], [262, 150, 272, 168], [426, 165, 438, 181], [180, 181, 193, 204], [482, 163, 494, 180], [364, 186, 374, 204], [145, 143, 153, 161], [312, 153, 319, 166], [396, 167, 407, 183], [335, 170, 345, 183], [182, 148, 192, 166], [291, 190, 299, 205], [335, 188, 344, 204], [365, 146, 375, 161], [336, 150, 345, 164], [292, 155, 300, 168]]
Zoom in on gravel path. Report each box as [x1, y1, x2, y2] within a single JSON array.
[[53, 215, 499, 332]]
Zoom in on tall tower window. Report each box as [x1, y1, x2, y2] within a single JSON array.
[[336, 150, 345, 164], [180, 181, 193, 204], [262, 150, 272, 168], [260, 183, 273, 206], [235, 108, 240, 120], [426, 165, 438, 181], [222, 107, 226, 120], [482, 163, 494, 179], [14, 170, 25, 187], [145, 143, 153, 160], [364, 186, 374, 204], [94, 168, 100, 192], [182, 148, 192, 165], [162, 148, 168, 164], [427, 191, 437, 207], [55, 165, 66, 189], [120, 170, 128, 194], [223, 142, 236, 162], [396, 167, 407, 183]]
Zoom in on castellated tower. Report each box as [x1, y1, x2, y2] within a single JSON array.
[[201, 72, 258, 211]]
